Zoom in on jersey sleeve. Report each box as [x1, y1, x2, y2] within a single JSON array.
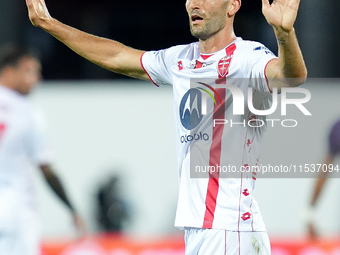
[[141, 49, 175, 87], [27, 108, 53, 165], [247, 42, 278, 93]]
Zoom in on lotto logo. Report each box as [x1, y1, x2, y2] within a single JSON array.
[[241, 212, 251, 221], [242, 189, 250, 196], [178, 61, 183, 71]]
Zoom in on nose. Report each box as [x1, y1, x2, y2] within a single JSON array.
[[186, 0, 202, 11]]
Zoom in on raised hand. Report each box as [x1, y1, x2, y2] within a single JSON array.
[[72, 213, 87, 239], [262, 0, 301, 33], [25, 0, 52, 27]]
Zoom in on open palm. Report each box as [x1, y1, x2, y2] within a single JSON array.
[[262, 0, 301, 32]]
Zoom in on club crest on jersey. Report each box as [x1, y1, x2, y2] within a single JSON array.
[[217, 55, 232, 77]]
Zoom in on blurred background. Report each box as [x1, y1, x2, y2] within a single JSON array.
[[1, 0, 340, 254], [1, 0, 340, 79]]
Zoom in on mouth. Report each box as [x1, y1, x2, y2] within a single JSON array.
[[191, 14, 204, 24]]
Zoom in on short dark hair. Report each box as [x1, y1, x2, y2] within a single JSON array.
[[0, 44, 40, 71]]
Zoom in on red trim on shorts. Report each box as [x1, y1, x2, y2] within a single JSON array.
[[140, 52, 160, 87], [238, 231, 241, 255], [224, 230, 227, 255], [264, 58, 277, 93]]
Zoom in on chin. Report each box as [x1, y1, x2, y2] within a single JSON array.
[[19, 90, 30, 96], [191, 30, 205, 40], [190, 27, 210, 40]]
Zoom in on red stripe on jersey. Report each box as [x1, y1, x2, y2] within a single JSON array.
[[140, 52, 160, 87], [202, 87, 226, 228], [202, 43, 237, 229], [226, 43, 236, 57]]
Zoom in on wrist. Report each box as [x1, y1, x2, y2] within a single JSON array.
[[39, 17, 57, 32], [274, 27, 295, 45], [305, 206, 316, 223]]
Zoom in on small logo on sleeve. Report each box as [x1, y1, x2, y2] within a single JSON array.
[[253, 46, 274, 55], [178, 61, 183, 70]]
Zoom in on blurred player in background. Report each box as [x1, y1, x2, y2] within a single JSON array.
[[25, 0, 307, 254], [0, 45, 85, 255], [307, 119, 340, 239]]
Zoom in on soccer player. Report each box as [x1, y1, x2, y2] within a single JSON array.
[[0, 45, 85, 255], [307, 119, 340, 239], [25, 0, 307, 254]]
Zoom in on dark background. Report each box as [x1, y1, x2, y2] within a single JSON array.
[[0, 0, 339, 79]]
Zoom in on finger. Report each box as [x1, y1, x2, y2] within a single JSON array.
[[25, 0, 33, 8], [261, 0, 271, 9], [36, 0, 52, 19], [295, 0, 302, 9]]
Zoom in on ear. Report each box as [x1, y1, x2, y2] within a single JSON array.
[[228, 0, 241, 17]]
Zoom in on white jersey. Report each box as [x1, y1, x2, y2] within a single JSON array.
[[141, 38, 277, 231], [0, 85, 51, 232]]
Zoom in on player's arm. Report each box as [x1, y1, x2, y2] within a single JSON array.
[[262, 0, 307, 91], [40, 164, 86, 236], [310, 153, 334, 207], [25, 0, 148, 80], [306, 153, 334, 239]]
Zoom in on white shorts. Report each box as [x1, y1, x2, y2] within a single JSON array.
[[0, 228, 40, 255], [0, 193, 40, 255], [184, 228, 271, 255]]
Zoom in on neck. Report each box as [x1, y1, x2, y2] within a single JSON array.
[[0, 77, 15, 92], [199, 29, 236, 54]]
